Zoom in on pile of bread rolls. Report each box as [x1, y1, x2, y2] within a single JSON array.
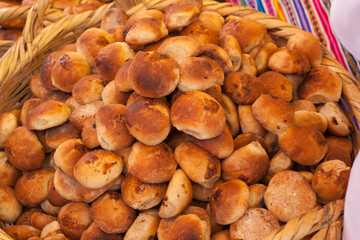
[[0, 0, 353, 239]]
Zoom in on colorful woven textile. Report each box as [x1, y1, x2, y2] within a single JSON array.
[[227, 0, 360, 81]]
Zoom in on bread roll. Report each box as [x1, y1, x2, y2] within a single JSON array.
[[102, 80, 130, 105], [47, 177, 70, 207], [211, 230, 230, 240], [239, 54, 257, 76], [325, 136, 352, 166], [157, 217, 176, 240], [79, 115, 98, 149], [170, 91, 226, 139], [0, 152, 21, 187], [0, 112, 17, 149], [268, 48, 310, 74], [16, 208, 43, 226], [128, 51, 179, 98], [298, 66, 342, 103], [229, 208, 280, 240], [255, 42, 278, 73], [219, 35, 242, 72], [294, 110, 328, 133], [204, 83, 222, 104], [248, 184, 267, 208], [291, 99, 316, 112], [178, 56, 224, 92], [159, 169, 193, 218], [258, 71, 292, 102], [181, 19, 218, 45], [175, 142, 221, 188], [233, 133, 267, 152], [14, 168, 54, 207], [220, 94, 240, 137], [279, 126, 327, 166], [125, 98, 170, 145], [100, 8, 127, 31], [96, 104, 134, 151], [95, 42, 134, 80], [193, 178, 224, 202], [106, 25, 124, 42], [164, 3, 200, 31], [41, 91, 71, 104], [45, 122, 80, 149], [219, 17, 266, 53], [40, 50, 67, 91], [40, 221, 64, 239], [158, 36, 203, 62], [285, 74, 306, 100], [76, 28, 114, 66], [238, 105, 266, 137], [287, 31, 322, 66], [21, 98, 41, 127], [210, 179, 249, 225], [64, 96, 82, 112], [198, 11, 224, 33], [114, 145, 132, 174], [202, 43, 233, 73], [124, 209, 160, 240], [264, 170, 317, 222], [30, 73, 51, 98], [299, 171, 313, 183], [30, 213, 56, 230], [222, 141, 269, 184], [128, 142, 177, 183], [53, 139, 89, 178], [263, 151, 293, 184], [5, 126, 45, 171], [312, 160, 350, 204], [172, 0, 202, 10], [73, 149, 123, 189], [58, 202, 92, 240], [319, 102, 353, 137], [41, 199, 62, 216], [72, 75, 106, 104], [3, 225, 41, 240], [224, 72, 263, 105], [252, 95, 295, 135], [27, 100, 71, 130], [90, 191, 136, 233], [69, 100, 104, 130], [81, 222, 123, 240], [121, 173, 166, 210], [168, 214, 209, 240], [0, 186, 22, 224], [190, 126, 234, 159]]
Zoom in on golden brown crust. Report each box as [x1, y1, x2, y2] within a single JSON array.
[[325, 136, 353, 166], [0, 185, 22, 224], [114, 59, 133, 92], [30, 73, 52, 98], [45, 122, 80, 150], [100, 8, 128, 31], [168, 214, 208, 240], [219, 35, 242, 72], [47, 177, 70, 207], [222, 141, 269, 185], [81, 115, 100, 149], [69, 100, 104, 130], [0, 152, 21, 187], [210, 179, 249, 225], [319, 102, 353, 137], [102, 80, 131, 105], [21, 98, 41, 127], [0, 112, 18, 149], [298, 66, 342, 103], [219, 17, 266, 53], [128, 142, 177, 184], [3, 225, 41, 240], [158, 36, 203, 62], [58, 202, 93, 240], [294, 110, 328, 133], [164, 3, 200, 31], [181, 19, 218, 45], [291, 99, 316, 112], [14, 168, 54, 207], [124, 209, 160, 240], [238, 105, 266, 137], [248, 184, 267, 208], [220, 94, 240, 137], [279, 126, 328, 166], [211, 230, 230, 240], [255, 42, 278, 74], [233, 133, 267, 152], [81, 222, 123, 240], [224, 72, 263, 105], [128, 51, 180, 98], [258, 71, 293, 102], [90, 191, 136, 234], [239, 54, 257, 76], [202, 43, 233, 73], [268, 48, 311, 74], [72, 75, 107, 104], [204, 83, 222, 104], [193, 178, 224, 202], [264, 170, 317, 222], [125, 98, 170, 146], [5, 126, 45, 171], [30, 212, 56, 230], [178, 56, 224, 92], [16, 208, 43, 226], [170, 91, 226, 139], [198, 11, 224, 34]]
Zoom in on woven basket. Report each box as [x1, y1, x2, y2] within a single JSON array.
[[0, 0, 359, 239]]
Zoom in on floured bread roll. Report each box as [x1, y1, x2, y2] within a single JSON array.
[[268, 48, 310, 75], [164, 3, 200, 31], [258, 71, 293, 102]]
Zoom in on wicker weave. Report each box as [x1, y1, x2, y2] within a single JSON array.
[[0, 0, 358, 239]]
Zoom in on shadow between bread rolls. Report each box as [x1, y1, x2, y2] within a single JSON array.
[[0, 1, 355, 239]]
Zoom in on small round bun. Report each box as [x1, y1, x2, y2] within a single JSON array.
[[168, 214, 209, 240], [202, 43, 233, 73], [319, 102, 353, 137], [254, 42, 278, 74], [239, 54, 257, 76], [0, 152, 21, 187], [0, 112, 18, 148], [114, 59, 133, 92], [40, 50, 67, 91], [69, 100, 104, 130], [326, 136, 353, 166], [210, 179, 249, 225], [287, 31, 322, 66], [258, 71, 292, 102], [175, 142, 221, 188], [96, 104, 134, 151], [128, 142, 177, 183], [73, 149, 123, 189], [164, 3, 200, 31], [263, 151, 293, 184], [100, 8, 128, 31], [198, 11, 224, 33], [124, 209, 160, 240], [14, 168, 54, 207], [268, 48, 310, 75], [158, 36, 203, 62], [248, 184, 267, 208], [298, 66, 342, 103], [204, 83, 222, 104], [45, 122, 80, 150], [58, 202, 92, 240], [181, 19, 218, 45], [193, 178, 224, 202], [125, 98, 170, 146], [47, 177, 70, 207], [81, 116, 100, 149], [76, 28, 114, 66], [224, 72, 263, 105], [5, 126, 45, 171], [102, 80, 130, 105], [229, 208, 280, 240], [81, 222, 123, 240], [279, 126, 328, 166], [16, 208, 43, 226], [264, 170, 317, 222], [219, 17, 266, 53], [72, 75, 106, 104], [219, 35, 242, 72], [312, 160, 350, 203], [233, 133, 267, 152], [252, 95, 295, 135], [51, 52, 92, 92], [0, 186, 22, 223], [21, 98, 41, 127], [170, 91, 226, 139], [220, 94, 240, 137], [294, 110, 328, 133], [121, 173, 166, 210], [3, 225, 41, 240], [211, 230, 230, 240], [27, 100, 71, 130], [238, 105, 266, 137], [90, 191, 136, 233], [128, 51, 180, 98], [30, 212, 56, 230], [222, 141, 269, 185], [95, 42, 134, 80], [178, 56, 224, 92], [291, 100, 316, 112]]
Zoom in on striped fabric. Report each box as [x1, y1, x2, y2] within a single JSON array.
[[227, 0, 360, 81]]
